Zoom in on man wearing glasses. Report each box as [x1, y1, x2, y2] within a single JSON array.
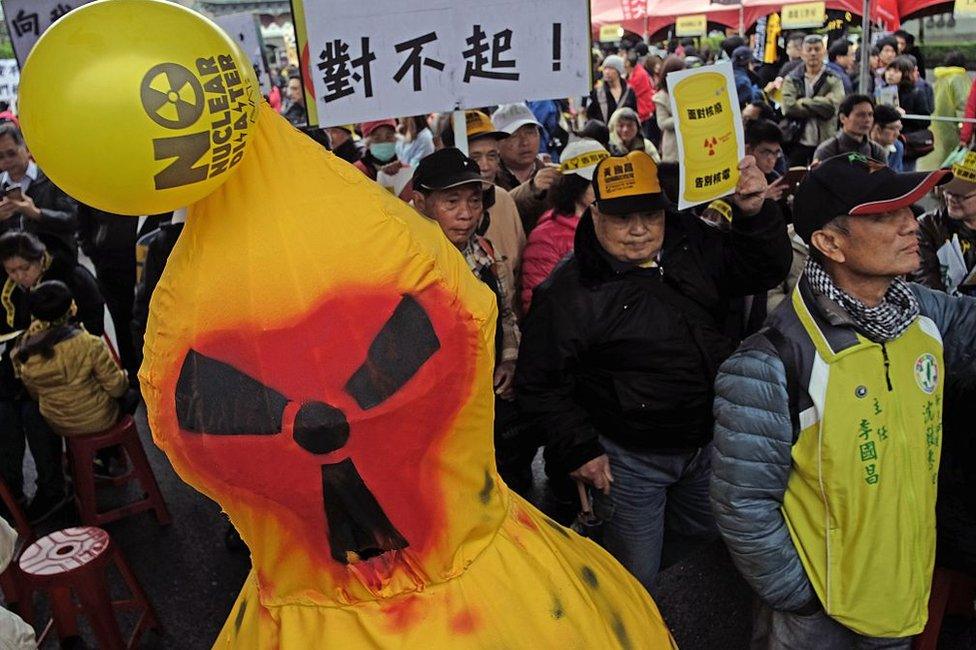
[[917, 150, 976, 294], [0, 124, 78, 258]]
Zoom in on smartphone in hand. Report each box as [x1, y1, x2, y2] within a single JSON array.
[[3, 183, 21, 201]]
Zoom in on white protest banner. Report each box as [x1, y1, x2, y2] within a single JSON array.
[[667, 61, 744, 210], [213, 11, 272, 98], [2, 0, 94, 66], [291, 0, 591, 127], [0, 59, 19, 107]]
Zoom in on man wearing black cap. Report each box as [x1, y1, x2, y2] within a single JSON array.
[[517, 151, 790, 591], [712, 153, 976, 647], [732, 46, 762, 108], [442, 110, 526, 317], [412, 148, 534, 493]]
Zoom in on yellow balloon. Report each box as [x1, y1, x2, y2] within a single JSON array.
[[19, 0, 260, 215]]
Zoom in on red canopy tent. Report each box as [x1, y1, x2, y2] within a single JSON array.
[[590, 0, 742, 35], [896, 0, 953, 20], [590, 0, 905, 36]]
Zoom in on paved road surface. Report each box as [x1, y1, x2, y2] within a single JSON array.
[[4, 406, 975, 648]]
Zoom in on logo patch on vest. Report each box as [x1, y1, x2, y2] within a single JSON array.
[[914, 353, 938, 394]]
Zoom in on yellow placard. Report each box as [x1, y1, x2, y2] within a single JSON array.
[[599, 24, 624, 42], [956, 0, 976, 17], [781, 1, 826, 29], [675, 14, 707, 37], [668, 63, 743, 209]]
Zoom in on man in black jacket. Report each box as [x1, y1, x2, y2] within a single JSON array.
[[0, 124, 78, 257], [516, 151, 791, 591], [78, 207, 168, 382]]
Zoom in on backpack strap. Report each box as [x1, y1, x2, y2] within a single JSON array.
[[598, 85, 610, 123], [761, 325, 801, 443]]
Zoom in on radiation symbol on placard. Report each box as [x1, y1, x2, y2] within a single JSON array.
[[140, 63, 204, 130], [705, 137, 718, 156]]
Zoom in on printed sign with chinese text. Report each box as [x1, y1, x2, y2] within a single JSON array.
[[956, 0, 976, 17], [1, 0, 94, 66], [675, 14, 707, 37], [667, 62, 744, 210], [781, 1, 826, 29], [213, 11, 272, 97], [290, 0, 591, 127]]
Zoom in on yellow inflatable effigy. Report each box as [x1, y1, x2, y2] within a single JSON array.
[[20, 1, 676, 647]]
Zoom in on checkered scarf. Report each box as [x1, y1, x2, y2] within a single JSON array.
[[804, 258, 920, 343]]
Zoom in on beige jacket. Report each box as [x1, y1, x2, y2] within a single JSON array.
[[653, 89, 678, 162], [485, 187, 526, 317], [15, 328, 128, 436]]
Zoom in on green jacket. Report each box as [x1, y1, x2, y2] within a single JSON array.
[[781, 66, 845, 147], [929, 66, 971, 167]]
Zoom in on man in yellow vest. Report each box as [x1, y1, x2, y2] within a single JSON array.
[[711, 152, 976, 647]]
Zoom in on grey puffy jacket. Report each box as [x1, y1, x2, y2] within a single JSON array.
[[710, 281, 976, 612]]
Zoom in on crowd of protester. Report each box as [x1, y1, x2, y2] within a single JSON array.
[[3, 22, 976, 648]]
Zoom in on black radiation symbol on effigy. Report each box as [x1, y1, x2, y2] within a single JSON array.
[[140, 63, 205, 130], [173, 296, 441, 564]]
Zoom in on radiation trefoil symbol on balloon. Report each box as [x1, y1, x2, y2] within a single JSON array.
[[173, 295, 441, 564], [140, 63, 204, 130]]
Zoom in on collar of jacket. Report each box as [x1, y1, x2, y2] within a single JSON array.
[[791, 273, 864, 359], [574, 207, 677, 284], [789, 64, 835, 88], [837, 129, 872, 150]]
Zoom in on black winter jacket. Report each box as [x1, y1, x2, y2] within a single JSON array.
[[516, 200, 790, 474], [131, 221, 184, 361], [0, 168, 79, 258], [0, 252, 105, 398], [78, 207, 168, 272]]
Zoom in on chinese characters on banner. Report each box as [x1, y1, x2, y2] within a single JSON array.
[[675, 14, 707, 38], [956, 0, 976, 17], [0, 60, 18, 108], [290, 0, 591, 127], [213, 11, 272, 97], [781, 1, 826, 29], [1, 0, 94, 66], [667, 62, 744, 210]]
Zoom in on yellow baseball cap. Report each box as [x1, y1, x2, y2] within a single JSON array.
[[593, 151, 667, 215], [441, 110, 507, 147], [945, 150, 976, 195]]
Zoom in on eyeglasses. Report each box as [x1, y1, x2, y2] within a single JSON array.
[[469, 151, 500, 164], [945, 190, 976, 201], [754, 147, 783, 159]]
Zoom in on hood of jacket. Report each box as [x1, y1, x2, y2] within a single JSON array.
[[934, 66, 967, 80]]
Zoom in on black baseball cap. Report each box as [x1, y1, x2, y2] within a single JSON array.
[[412, 148, 486, 192], [793, 153, 950, 244]]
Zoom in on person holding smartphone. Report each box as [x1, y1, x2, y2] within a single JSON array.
[[0, 124, 78, 259]]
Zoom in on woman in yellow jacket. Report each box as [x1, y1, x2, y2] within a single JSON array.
[[13, 280, 128, 436]]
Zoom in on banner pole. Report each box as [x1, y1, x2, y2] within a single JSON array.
[[452, 109, 469, 155], [858, 0, 871, 95]]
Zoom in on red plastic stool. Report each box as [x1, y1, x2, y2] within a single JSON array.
[[914, 567, 976, 650], [0, 477, 34, 624], [18, 526, 160, 649], [67, 415, 171, 526]]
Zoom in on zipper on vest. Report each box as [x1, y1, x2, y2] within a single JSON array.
[[881, 343, 893, 391]]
